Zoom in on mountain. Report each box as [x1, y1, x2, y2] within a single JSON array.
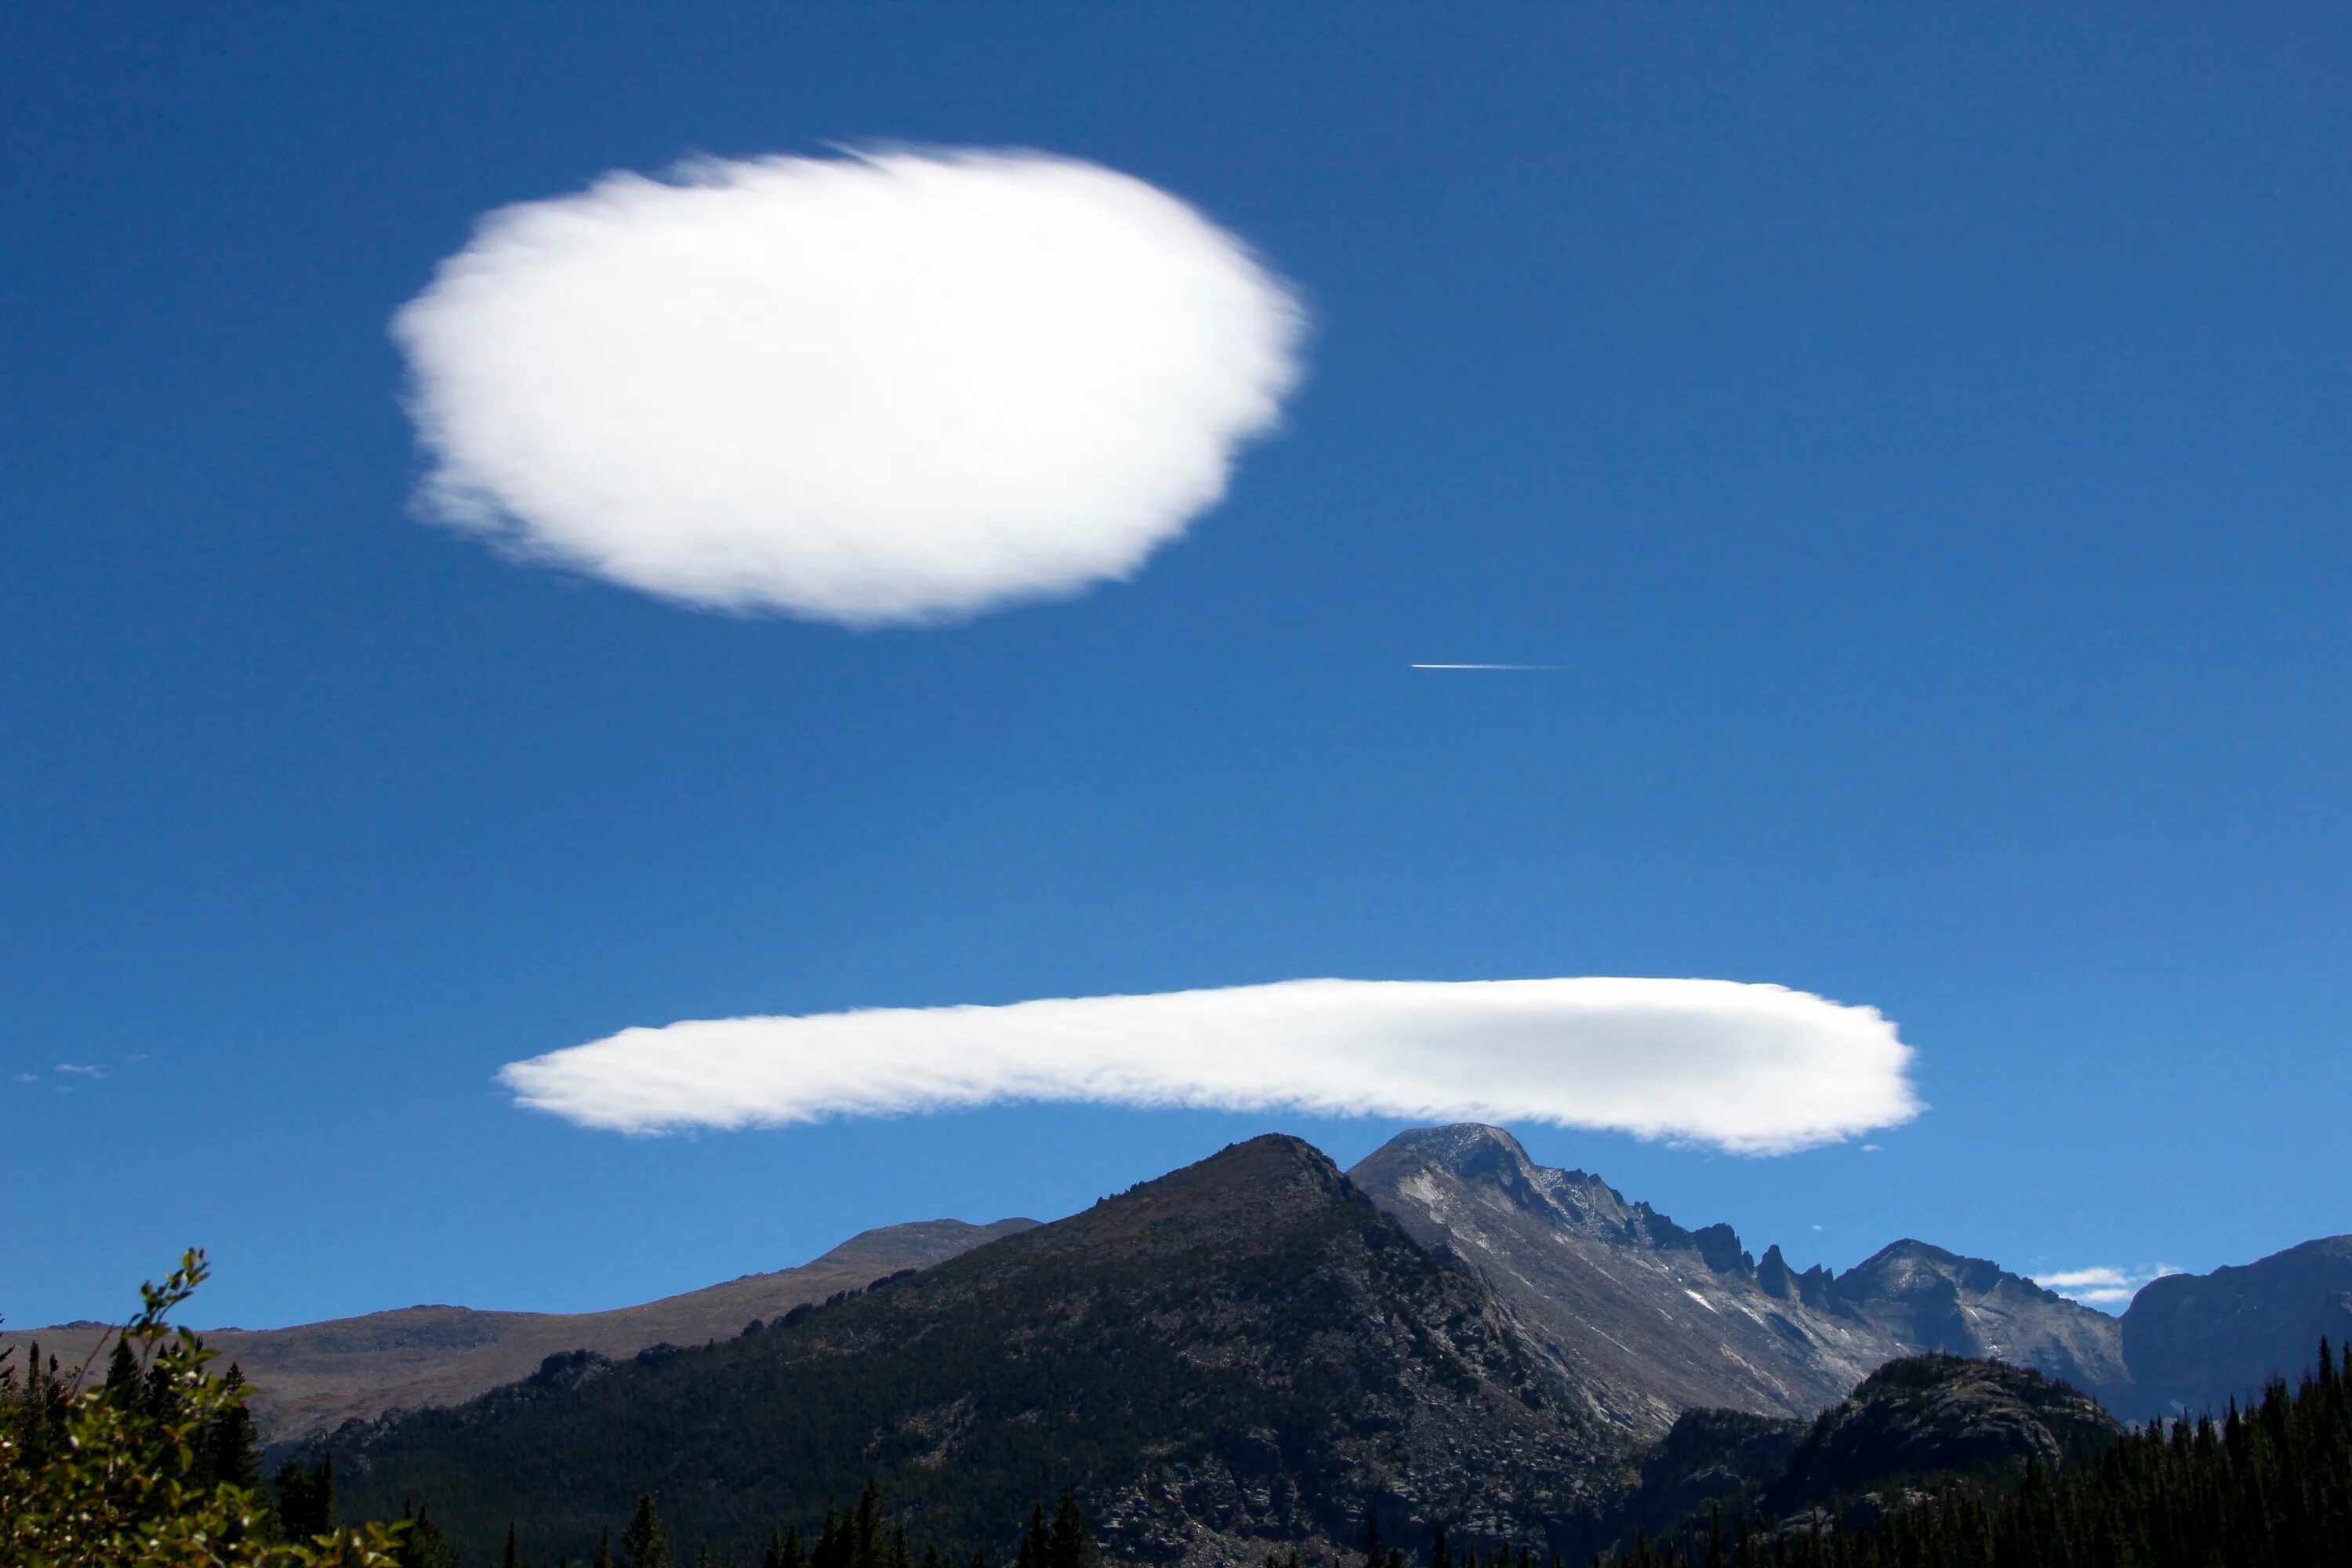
[[1347, 1125, 2132, 1434], [0, 1217, 1036, 1441], [1766, 1355, 2122, 1508], [1600, 1355, 2125, 1555], [2119, 1234, 2352, 1418], [314, 1135, 1617, 1567]]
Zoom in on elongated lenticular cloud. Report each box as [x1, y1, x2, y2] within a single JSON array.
[[499, 978, 1919, 1153], [394, 149, 1306, 624]]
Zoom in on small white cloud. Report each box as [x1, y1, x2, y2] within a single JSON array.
[[1861, 1143, 1882, 1152], [2036, 1263, 2184, 1309], [394, 147, 1306, 625], [10, 1073, 36, 1084], [53, 1063, 107, 1078], [499, 976, 1920, 1155]]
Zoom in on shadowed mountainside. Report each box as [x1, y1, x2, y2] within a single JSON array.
[[1598, 1355, 2125, 1556], [2119, 1234, 2352, 1419], [0, 1217, 1036, 1441], [314, 1135, 1617, 1568]]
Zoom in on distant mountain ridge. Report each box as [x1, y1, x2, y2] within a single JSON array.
[[315, 1134, 1613, 1567], [13, 1118, 2337, 1472], [0, 1217, 1037, 1440], [2119, 1235, 2352, 1418], [281, 1127, 2345, 1565], [1347, 1124, 2132, 1436]]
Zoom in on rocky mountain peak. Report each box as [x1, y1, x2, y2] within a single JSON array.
[[1838, 1240, 2009, 1301], [321, 1128, 1610, 1566], [1350, 1125, 2132, 1436], [1352, 1123, 1638, 1238], [1124, 1131, 1348, 1210]]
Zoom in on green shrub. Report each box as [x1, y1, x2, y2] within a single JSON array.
[[0, 1250, 409, 1567]]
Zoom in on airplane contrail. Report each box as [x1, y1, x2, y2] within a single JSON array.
[[1410, 662, 1563, 670]]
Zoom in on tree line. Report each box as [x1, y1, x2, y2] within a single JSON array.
[[484, 1483, 1105, 1568], [1, 1253, 1107, 1568], [13, 1253, 2349, 1567], [1610, 1341, 2352, 1568]]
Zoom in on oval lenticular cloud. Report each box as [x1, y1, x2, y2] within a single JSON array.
[[497, 978, 1921, 1154], [393, 149, 1306, 624]]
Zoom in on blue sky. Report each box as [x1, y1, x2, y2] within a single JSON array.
[[5, 5, 2348, 1331]]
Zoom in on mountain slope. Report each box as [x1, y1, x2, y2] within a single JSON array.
[[0, 1218, 1036, 1440], [1833, 1240, 2129, 1399], [1348, 1125, 2129, 1434], [318, 1136, 1617, 1567], [2119, 1235, 2352, 1418], [1599, 1355, 2125, 1556], [1766, 1355, 2122, 1507]]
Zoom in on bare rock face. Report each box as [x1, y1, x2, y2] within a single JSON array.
[[1831, 1240, 2134, 1402], [1769, 1355, 2122, 1505], [1347, 1125, 2131, 1436], [2121, 1235, 2352, 1418], [1588, 1355, 2122, 1558]]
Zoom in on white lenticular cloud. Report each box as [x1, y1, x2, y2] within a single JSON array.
[[393, 148, 1306, 624], [497, 977, 1920, 1154], [2034, 1264, 2184, 1309]]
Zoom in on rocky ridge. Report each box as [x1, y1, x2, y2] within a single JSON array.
[[1348, 1125, 2132, 1436], [2119, 1235, 2352, 1419]]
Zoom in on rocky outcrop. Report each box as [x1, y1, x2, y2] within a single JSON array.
[[1768, 1356, 2122, 1504], [1348, 1125, 2132, 1436], [1590, 1356, 2123, 1557]]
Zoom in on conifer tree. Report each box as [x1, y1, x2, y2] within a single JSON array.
[[1014, 1504, 1050, 1568], [503, 1522, 521, 1568], [397, 1504, 458, 1568], [103, 1337, 140, 1400], [623, 1495, 670, 1568], [815, 1503, 846, 1568], [1046, 1492, 1098, 1568], [851, 1481, 885, 1568], [274, 1457, 337, 1541], [201, 1363, 263, 1490]]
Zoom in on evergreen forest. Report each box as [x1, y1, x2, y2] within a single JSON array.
[[1614, 1343, 2352, 1568]]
